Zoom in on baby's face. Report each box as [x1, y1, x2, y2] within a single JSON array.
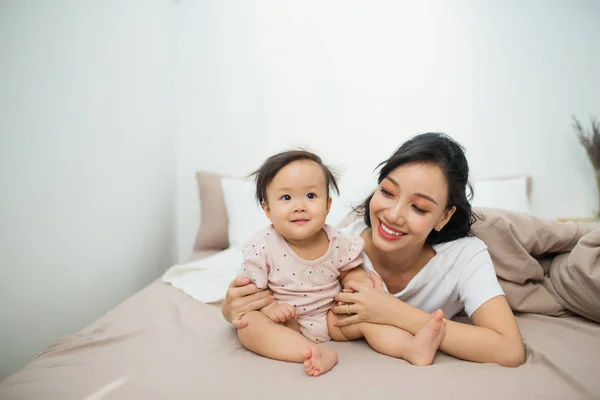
[[262, 159, 332, 242]]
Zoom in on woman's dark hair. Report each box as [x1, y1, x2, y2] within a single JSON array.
[[251, 150, 339, 204], [355, 132, 479, 244]]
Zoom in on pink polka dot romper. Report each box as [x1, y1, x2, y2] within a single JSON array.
[[239, 224, 364, 343]]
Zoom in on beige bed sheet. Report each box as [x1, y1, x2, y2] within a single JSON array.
[[1, 266, 600, 399]]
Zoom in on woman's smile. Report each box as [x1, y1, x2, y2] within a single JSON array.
[[378, 219, 407, 240]]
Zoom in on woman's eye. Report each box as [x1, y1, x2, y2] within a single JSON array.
[[281, 194, 291, 201], [306, 193, 316, 199], [379, 187, 393, 197], [412, 205, 427, 214]]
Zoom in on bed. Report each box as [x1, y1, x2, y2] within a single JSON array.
[[1, 172, 600, 400]]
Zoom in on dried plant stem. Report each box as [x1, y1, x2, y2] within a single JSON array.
[[572, 115, 600, 217], [596, 171, 600, 217]]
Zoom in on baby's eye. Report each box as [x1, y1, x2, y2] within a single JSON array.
[[306, 193, 316, 199], [281, 194, 291, 201]]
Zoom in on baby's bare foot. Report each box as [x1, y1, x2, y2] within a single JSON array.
[[407, 309, 446, 366], [302, 346, 338, 376]]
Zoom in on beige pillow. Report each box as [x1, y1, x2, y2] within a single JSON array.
[[194, 172, 229, 251], [193, 171, 361, 252]]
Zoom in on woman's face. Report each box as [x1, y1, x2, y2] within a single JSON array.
[[369, 162, 455, 253]]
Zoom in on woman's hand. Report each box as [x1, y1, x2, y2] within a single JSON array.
[[221, 276, 274, 328], [331, 271, 399, 327]]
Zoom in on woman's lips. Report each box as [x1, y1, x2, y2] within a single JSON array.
[[377, 219, 406, 241]]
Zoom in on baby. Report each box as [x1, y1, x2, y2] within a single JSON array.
[[236, 150, 445, 376]]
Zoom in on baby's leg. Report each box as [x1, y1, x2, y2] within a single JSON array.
[[327, 309, 362, 341], [237, 311, 338, 376]]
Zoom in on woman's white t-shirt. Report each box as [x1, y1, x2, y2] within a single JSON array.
[[341, 220, 504, 319]]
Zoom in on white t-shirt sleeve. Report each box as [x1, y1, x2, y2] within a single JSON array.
[[457, 247, 505, 317]]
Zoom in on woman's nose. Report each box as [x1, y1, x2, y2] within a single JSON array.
[[387, 203, 406, 224]]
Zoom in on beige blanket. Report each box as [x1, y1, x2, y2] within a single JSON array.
[[3, 278, 600, 399], [472, 207, 600, 322]]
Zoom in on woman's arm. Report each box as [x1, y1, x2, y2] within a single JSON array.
[[221, 276, 274, 328], [333, 275, 525, 367], [386, 295, 525, 367]]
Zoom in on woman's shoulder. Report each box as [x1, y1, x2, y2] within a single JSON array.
[[433, 235, 489, 263], [436, 234, 487, 250], [338, 219, 368, 237], [324, 223, 365, 253]]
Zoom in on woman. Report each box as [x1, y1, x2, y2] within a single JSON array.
[[221, 132, 525, 367]]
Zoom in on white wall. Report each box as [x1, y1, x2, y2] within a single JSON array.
[[175, 0, 600, 262], [0, 0, 596, 382], [0, 0, 175, 380]]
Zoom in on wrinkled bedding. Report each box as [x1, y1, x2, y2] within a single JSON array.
[[2, 208, 600, 399], [472, 207, 600, 322], [1, 274, 600, 399]]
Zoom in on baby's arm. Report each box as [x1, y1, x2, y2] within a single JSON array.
[[337, 235, 371, 290], [339, 266, 374, 289]]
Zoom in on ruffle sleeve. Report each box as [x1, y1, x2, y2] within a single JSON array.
[[337, 235, 365, 272], [239, 238, 270, 289]]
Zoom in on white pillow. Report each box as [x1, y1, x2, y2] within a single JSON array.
[[328, 167, 377, 226], [471, 175, 533, 214], [221, 178, 272, 249], [221, 171, 376, 249], [222, 173, 533, 249]]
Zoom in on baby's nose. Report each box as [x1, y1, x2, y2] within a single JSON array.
[[293, 201, 307, 212]]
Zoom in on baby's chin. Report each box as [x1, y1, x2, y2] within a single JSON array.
[[280, 226, 323, 242]]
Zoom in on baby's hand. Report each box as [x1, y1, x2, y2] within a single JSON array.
[[265, 303, 299, 324]]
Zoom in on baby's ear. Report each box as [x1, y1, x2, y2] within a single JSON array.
[[261, 201, 271, 219], [326, 197, 332, 213]]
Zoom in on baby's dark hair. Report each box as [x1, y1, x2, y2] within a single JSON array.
[[355, 132, 480, 244], [251, 150, 339, 204]]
